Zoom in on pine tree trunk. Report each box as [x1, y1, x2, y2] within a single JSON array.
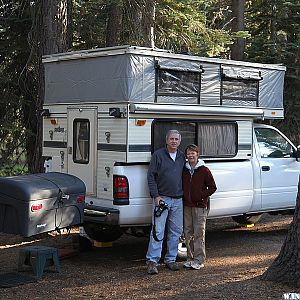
[[231, 0, 245, 60], [106, 0, 123, 47], [141, 0, 155, 47], [124, 0, 155, 47], [26, 0, 71, 173], [262, 176, 300, 287]]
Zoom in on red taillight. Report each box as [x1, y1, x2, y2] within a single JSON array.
[[113, 176, 129, 199], [77, 195, 85, 203], [31, 203, 43, 212]]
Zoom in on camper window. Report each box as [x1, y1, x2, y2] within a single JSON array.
[[152, 120, 237, 158], [156, 69, 200, 104], [197, 122, 237, 157], [221, 78, 259, 107], [73, 119, 90, 164]]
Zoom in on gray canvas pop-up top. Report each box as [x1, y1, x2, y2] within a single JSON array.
[[42, 45, 286, 119]]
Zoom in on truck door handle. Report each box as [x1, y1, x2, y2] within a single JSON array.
[[262, 166, 270, 171]]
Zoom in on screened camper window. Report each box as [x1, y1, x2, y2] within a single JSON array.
[[152, 120, 237, 157], [73, 119, 90, 164], [221, 78, 259, 106], [156, 69, 201, 104]]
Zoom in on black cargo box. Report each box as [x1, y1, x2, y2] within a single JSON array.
[[0, 172, 86, 237]]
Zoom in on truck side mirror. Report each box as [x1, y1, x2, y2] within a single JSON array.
[[296, 145, 300, 161]]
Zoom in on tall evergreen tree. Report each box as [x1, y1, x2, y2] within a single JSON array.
[[246, 0, 300, 144]]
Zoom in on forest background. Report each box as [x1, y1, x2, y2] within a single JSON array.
[[0, 0, 299, 175]]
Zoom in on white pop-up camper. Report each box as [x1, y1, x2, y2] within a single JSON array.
[[42, 45, 299, 243]]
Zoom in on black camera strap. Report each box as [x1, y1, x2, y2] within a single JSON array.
[[152, 206, 167, 242], [152, 216, 163, 242]]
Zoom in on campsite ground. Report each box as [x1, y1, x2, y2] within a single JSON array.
[[0, 214, 296, 299]]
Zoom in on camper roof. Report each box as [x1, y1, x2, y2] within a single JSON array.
[[42, 45, 285, 72]]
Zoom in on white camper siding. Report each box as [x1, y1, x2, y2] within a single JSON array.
[[43, 117, 67, 143], [97, 151, 126, 199], [200, 63, 221, 106], [236, 120, 253, 159], [98, 118, 127, 145], [127, 118, 152, 162], [43, 116, 68, 173]]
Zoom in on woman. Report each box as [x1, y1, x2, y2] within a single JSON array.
[[183, 144, 217, 270]]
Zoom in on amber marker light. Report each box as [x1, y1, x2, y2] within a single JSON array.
[[135, 119, 146, 126], [50, 118, 58, 125]]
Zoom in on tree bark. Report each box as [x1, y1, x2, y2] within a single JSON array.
[[141, 0, 155, 47], [26, 0, 71, 173], [123, 0, 155, 47], [231, 0, 245, 60], [262, 176, 300, 287], [106, 0, 123, 47]]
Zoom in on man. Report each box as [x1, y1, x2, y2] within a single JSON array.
[[146, 129, 185, 275]]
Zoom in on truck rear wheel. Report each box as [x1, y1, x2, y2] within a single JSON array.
[[83, 223, 123, 242], [232, 214, 262, 225]]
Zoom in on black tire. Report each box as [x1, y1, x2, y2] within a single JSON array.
[[232, 214, 262, 225], [78, 235, 93, 251], [83, 223, 123, 242]]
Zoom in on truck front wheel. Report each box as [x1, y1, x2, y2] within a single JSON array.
[[232, 214, 262, 225], [83, 223, 123, 242]]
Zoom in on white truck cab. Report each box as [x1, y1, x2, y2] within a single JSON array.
[[42, 46, 299, 243]]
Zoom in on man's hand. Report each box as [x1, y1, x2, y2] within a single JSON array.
[[154, 196, 162, 207]]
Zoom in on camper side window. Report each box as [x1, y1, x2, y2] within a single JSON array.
[[255, 128, 294, 158], [221, 78, 259, 107], [73, 119, 90, 164], [152, 120, 237, 157], [197, 122, 237, 157], [156, 69, 201, 104]]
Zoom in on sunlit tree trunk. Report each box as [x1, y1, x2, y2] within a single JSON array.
[[141, 0, 155, 47]]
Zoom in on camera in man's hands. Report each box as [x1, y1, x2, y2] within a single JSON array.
[[154, 200, 169, 217]]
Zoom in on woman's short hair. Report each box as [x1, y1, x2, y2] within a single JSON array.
[[185, 144, 200, 156]]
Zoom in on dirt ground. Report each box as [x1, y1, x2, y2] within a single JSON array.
[[0, 214, 298, 299]]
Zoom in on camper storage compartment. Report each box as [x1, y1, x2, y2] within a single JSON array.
[[0, 172, 86, 237]]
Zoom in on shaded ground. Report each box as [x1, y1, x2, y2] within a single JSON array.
[[0, 214, 297, 299]]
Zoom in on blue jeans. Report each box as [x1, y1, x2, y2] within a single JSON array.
[[146, 197, 183, 264]]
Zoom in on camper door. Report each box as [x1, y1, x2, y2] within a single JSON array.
[[67, 108, 97, 195]]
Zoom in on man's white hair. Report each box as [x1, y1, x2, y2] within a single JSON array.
[[166, 129, 181, 141]]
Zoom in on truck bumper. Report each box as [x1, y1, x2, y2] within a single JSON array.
[[83, 205, 119, 225]]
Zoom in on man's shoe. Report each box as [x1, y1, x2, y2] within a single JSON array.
[[165, 262, 180, 271], [147, 262, 158, 275], [183, 261, 193, 268], [191, 261, 204, 270]]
